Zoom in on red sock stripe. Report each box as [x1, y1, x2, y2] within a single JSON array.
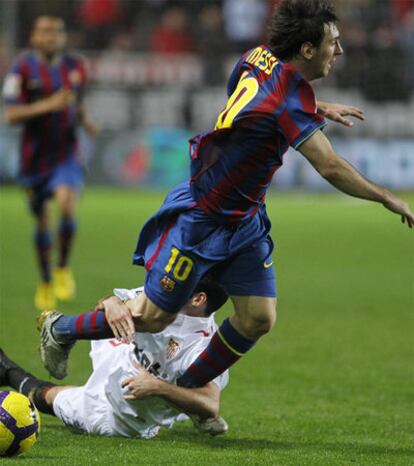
[[145, 219, 177, 271], [198, 347, 226, 374], [75, 313, 86, 336], [210, 334, 240, 364], [187, 361, 210, 385], [90, 311, 99, 334]]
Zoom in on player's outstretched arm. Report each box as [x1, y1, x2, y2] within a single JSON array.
[[4, 89, 74, 124], [122, 362, 220, 419], [316, 101, 365, 127], [299, 130, 414, 228]]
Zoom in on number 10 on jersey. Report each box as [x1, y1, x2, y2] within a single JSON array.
[[215, 71, 259, 130], [164, 247, 194, 281]]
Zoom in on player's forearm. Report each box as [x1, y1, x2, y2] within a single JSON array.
[[154, 380, 219, 419], [320, 155, 390, 204], [4, 101, 52, 124], [316, 100, 328, 115]]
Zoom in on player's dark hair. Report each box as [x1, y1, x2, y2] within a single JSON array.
[[194, 276, 228, 316], [268, 0, 338, 61]]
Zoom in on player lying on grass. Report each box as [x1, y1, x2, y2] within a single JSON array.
[[1, 279, 229, 439]]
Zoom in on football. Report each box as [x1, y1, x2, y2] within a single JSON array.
[[0, 391, 41, 457]]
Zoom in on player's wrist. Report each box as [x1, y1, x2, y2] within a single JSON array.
[[378, 188, 393, 205], [150, 377, 165, 396]]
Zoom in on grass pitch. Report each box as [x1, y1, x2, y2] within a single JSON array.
[[0, 186, 413, 465]]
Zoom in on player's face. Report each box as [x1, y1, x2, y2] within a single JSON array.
[[31, 17, 66, 57], [311, 23, 343, 79]]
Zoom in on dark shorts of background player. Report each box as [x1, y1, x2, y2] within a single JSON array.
[[133, 182, 277, 314], [20, 159, 84, 216]]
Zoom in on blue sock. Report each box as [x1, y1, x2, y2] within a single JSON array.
[[58, 218, 76, 267], [177, 318, 255, 388], [34, 229, 52, 282], [52, 310, 114, 344]]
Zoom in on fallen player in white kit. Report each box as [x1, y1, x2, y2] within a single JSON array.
[[0, 280, 229, 439]]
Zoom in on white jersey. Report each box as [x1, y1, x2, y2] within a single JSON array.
[[53, 287, 229, 439]]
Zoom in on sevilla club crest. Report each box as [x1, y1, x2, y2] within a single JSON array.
[[166, 337, 180, 359]]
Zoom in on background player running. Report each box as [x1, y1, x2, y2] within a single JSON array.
[[1, 280, 229, 438], [2, 16, 97, 311]]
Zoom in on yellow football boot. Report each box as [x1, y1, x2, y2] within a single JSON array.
[[53, 267, 76, 301], [34, 282, 56, 310]]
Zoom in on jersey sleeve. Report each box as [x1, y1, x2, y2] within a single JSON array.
[[2, 58, 28, 105], [278, 77, 327, 149], [113, 286, 144, 301]]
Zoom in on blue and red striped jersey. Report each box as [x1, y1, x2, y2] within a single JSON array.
[[189, 45, 327, 224], [2, 51, 87, 180]]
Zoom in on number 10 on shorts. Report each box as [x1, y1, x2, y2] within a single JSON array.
[[164, 247, 194, 281]]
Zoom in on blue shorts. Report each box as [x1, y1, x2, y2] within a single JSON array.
[[21, 159, 84, 215], [133, 182, 276, 314]]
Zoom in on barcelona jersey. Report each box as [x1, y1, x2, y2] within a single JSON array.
[[189, 45, 327, 224], [2, 51, 86, 183]]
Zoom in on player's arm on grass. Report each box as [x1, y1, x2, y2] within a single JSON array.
[[316, 101, 365, 127], [122, 362, 220, 419], [4, 89, 75, 124], [299, 130, 414, 228]]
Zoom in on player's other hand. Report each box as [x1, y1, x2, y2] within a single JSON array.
[[382, 193, 414, 229], [46, 88, 75, 112], [122, 362, 160, 400], [101, 296, 135, 343], [317, 101, 365, 127], [82, 118, 99, 138]]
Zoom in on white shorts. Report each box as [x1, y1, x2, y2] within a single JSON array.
[[53, 385, 113, 436]]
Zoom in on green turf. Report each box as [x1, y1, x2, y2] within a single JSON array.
[[0, 187, 413, 465]]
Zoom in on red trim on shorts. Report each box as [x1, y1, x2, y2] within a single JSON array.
[[145, 219, 177, 271]]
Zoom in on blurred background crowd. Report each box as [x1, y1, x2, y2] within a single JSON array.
[[1, 0, 413, 189]]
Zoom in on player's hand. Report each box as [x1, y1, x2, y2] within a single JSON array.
[[382, 194, 414, 229], [121, 362, 160, 400], [45, 88, 75, 112], [317, 101, 365, 127], [82, 118, 99, 138], [101, 296, 135, 343]]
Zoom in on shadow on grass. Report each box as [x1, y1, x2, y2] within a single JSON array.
[[42, 421, 413, 458], [155, 429, 414, 457]]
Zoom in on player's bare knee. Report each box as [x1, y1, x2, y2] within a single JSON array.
[[241, 298, 277, 339], [249, 312, 275, 338]]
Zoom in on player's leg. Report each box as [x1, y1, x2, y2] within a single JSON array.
[[37, 292, 176, 379], [28, 188, 56, 310], [0, 348, 65, 415], [53, 185, 77, 300], [177, 238, 277, 388], [229, 295, 277, 340], [38, 306, 114, 380], [126, 291, 176, 333]]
